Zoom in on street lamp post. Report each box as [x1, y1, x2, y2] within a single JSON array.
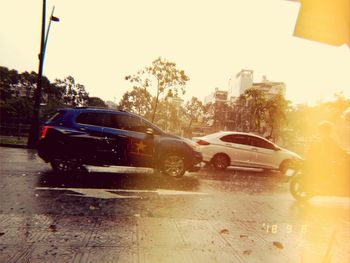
[[27, 1, 59, 148]]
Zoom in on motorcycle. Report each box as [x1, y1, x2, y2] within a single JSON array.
[[285, 159, 350, 202]]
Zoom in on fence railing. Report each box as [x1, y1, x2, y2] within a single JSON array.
[[0, 123, 31, 138]]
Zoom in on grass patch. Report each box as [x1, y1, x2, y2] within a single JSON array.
[[0, 136, 28, 146]]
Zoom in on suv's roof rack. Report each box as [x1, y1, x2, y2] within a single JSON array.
[[74, 106, 107, 109], [73, 106, 131, 113]]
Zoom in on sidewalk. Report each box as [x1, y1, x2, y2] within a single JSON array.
[[1, 212, 347, 263]]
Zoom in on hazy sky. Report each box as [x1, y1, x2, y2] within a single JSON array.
[[1, 0, 349, 104]]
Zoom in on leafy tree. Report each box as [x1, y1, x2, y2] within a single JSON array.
[[244, 88, 267, 131], [0, 68, 40, 124], [214, 101, 232, 130], [0, 67, 96, 130], [53, 76, 89, 107], [265, 94, 290, 141], [87, 97, 107, 108], [287, 93, 350, 143], [232, 94, 248, 131], [184, 97, 204, 129], [118, 87, 152, 118], [0, 66, 19, 101], [153, 98, 186, 134], [125, 57, 189, 122], [202, 102, 215, 127]]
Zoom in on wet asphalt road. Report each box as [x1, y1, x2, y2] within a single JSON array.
[[0, 147, 349, 263]]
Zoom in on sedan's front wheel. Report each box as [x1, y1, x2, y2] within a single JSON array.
[[161, 154, 185, 178]]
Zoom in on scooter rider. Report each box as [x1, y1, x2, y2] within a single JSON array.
[[305, 121, 348, 187]]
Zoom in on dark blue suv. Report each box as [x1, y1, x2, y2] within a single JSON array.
[[38, 107, 202, 177]]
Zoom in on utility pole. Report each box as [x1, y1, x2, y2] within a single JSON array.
[[27, 1, 59, 148]]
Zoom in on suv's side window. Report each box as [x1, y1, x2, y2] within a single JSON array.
[[76, 112, 109, 127], [110, 114, 147, 133], [250, 137, 275, 150], [221, 135, 250, 146]]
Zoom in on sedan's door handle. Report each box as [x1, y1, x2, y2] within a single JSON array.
[[251, 147, 258, 151], [79, 127, 87, 131]]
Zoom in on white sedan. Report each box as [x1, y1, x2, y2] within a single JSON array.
[[193, 131, 301, 172]]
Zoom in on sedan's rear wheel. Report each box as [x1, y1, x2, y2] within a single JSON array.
[[162, 154, 185, 178], [212, 154, 230, 171], [279, 159, 292, 174]]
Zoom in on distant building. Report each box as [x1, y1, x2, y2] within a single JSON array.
[[204, 88, 228, 105], [251, 75, 286, 98], [228, 69, 254, 100], [228, 70, 285, 98], [202, 70, 286, 132]]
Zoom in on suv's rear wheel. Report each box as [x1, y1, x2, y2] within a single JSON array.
[[51, 159, 81, 175], [161, 153, 185, 178]]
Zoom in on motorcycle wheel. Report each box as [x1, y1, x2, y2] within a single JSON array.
[[290, 176, 312, 202]]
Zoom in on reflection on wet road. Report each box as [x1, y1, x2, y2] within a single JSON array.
[[0, 147, 349, 262]]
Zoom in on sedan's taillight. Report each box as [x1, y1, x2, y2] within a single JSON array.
[[41, 126, 52, 138], [197, 139, 210, 145]]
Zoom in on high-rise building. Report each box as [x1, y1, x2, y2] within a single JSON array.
[[228, 69, 254, 100]]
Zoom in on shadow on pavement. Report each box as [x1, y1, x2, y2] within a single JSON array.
[[36, 169, 200, 192], [199, 166, 283, 181]]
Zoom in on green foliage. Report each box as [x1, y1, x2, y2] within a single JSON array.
[[53, 76, 89, 107], [0, 66, 96, 127], [87, 97, 107, 108], [151, 98, 186, 135], [118, 87, 152, 118], [125, 57, 189, 122], [244, 89, 267, 131], [184, 97, 204, 129], [287, 93, 350, 141]]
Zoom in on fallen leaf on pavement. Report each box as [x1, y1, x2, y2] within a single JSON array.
[[273, 241, 284, 249], [220, 229, 229, 235], [49, 225, 57, 232], [243, 249, 252, 255], [240, 234, 248, 238]]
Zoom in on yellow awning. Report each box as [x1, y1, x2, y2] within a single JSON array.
[[293, 0, 350, 47]]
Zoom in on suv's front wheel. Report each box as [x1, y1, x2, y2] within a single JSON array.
[[161, 153, 185, 178]]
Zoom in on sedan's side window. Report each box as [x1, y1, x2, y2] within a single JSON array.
[[221, 135, 250, 146], [250, 137, 275, 150]]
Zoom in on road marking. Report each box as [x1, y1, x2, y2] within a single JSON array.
[[35, 187, 208, 199]]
